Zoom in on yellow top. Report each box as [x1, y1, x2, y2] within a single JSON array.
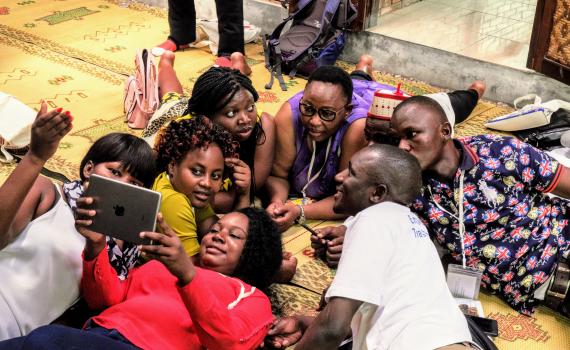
[[152, 172, 216, 256]]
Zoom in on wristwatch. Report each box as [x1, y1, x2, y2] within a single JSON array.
[[295, 204, 306, 225]]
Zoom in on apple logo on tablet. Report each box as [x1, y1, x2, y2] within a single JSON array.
[[113, 205, 125, 217]]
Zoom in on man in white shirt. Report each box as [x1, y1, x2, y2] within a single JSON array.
[[266, 144, 474, 350]]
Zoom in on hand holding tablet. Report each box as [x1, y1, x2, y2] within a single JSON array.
[[82, 174, 162, 245]]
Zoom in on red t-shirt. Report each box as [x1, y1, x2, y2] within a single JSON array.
[[81, 250, 273, 350]]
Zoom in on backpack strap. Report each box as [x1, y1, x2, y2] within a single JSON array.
[[262, 34, 276, 90], [273, 49, 288, 91], [263, 34, 288, 91], [335, 0, 357, 29]]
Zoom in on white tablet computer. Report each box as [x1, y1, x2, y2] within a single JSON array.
[[84, 174, 161, 245]]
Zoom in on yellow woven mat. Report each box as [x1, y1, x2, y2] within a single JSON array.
[[3, 1, 568, 348], [0, 31, 133, 181]]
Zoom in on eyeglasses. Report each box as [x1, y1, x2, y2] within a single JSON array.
[[299, 101, 347, 122]]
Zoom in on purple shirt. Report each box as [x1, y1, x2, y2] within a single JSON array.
[[288, 79, 396, 199]]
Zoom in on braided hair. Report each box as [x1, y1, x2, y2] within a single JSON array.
[[154, 115, 239, 173], [188, 66, 259, 117], [187, 67, 266, 200], [232, 207, 283, 290]]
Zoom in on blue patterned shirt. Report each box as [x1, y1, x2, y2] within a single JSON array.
[[412, 135, 570, 315]]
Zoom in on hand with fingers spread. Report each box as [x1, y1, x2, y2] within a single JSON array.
[[74, 196, 107, 260], [139, 213, 196, 286], [225, 157, 251, 196], [29, 101, 73, 163], [265, 316, 307, 348], [310, 225, 346, 267]]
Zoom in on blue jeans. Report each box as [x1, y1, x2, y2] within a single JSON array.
[[0, 323, 138, 350]]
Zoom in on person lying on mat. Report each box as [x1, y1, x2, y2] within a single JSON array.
[[265, 63, 371, 232], [143, 53, 275, 213], [152, 115, 240, 257], [312, 78, 487, 267], [388, 96, 570, 316], [0, 103, 156, 340], [151, 115, 297, 281], [265, 144, 474, 350], [264, 54, 477, 232], [0, 208, 282, 350], [365, 78, 486, 145]]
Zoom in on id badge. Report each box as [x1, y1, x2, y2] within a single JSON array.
[[447, 264, 483, 300]]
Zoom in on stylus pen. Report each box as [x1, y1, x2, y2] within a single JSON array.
[[298, 222, 319, 236]]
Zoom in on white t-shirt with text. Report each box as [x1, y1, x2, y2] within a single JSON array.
[[326, 202, 472, 350]]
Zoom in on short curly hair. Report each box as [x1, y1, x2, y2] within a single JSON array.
[[232, 207, 283, 290], [307, 65, 353, 105], [154, 115, 240, 173], [186, 67, 266, 201]]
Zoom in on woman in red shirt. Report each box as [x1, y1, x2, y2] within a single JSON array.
[[0, 207, 282, 350]]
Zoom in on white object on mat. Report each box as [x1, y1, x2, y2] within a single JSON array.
[[196, 19, 261, 55], [484, 94, 570, 132], [0, 92, 36, 163]]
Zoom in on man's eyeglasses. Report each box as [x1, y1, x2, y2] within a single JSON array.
[[299, 101, 347, 122]]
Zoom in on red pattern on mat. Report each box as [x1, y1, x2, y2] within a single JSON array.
[[488, 312, 550, 342], [257, 91, 279, 103]]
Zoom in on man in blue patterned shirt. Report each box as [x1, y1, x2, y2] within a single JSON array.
[[390, 96, 570, 315]]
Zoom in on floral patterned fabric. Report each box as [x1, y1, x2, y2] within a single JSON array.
[[412, 135, 570, 315], [63, 180, 140, 280]]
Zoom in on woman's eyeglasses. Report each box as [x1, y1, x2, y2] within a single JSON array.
[[299, 101, 347, 122]]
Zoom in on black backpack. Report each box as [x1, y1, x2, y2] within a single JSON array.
[[263, 0, 357, 91]]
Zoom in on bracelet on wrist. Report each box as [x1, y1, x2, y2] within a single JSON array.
[[295, 204, 306, 225]]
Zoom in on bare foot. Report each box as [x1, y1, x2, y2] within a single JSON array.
[[468, 80, 486, 99], [230, 52, 252, 76], [158, 50, 176, 69], [355, 54, 376, 81]]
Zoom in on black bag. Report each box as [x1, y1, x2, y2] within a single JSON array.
[[465, 315, 499, 350], [513, 109, 570, 150], [263, 0, 356, 91]]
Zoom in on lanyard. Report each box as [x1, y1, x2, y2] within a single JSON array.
[[301, 138, 332, 203], [428, 170, 467, 268]]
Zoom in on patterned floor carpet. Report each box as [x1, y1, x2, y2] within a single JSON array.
[[1, 1, 568, 349]]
